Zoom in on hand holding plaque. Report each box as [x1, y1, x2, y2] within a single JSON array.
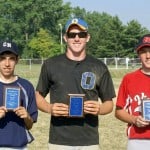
[[142, 98, 150, 121], [68, 94, 85, 117], [4, 86, 20, 110]]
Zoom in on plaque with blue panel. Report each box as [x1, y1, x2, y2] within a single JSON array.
[[4, 86, 20, 110], [142, 99, 150, 121], [68, 94, 85, 117]]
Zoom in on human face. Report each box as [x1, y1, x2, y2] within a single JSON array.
[[138, 47, 150, 73], [64, 25, 90, 58], [0, 53, 18, 79]]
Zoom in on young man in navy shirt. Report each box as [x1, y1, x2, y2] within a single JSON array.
[[0, 41, 38, 149]]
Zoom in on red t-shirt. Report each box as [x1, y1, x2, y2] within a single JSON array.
[[116, 69, 150, 139]]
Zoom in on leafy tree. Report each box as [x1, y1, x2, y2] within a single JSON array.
[[0, 0, 149, 58], [85, 12, 124, 57], [0, 0, 71, 56], [71, 8, 150, 58], [121, 20, 149, 57], [26, 28, 61, 58]]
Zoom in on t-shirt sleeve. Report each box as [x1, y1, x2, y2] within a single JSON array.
[[116, 76, 129, 109], [98, 69, 116, 101], [36, 61, 51, 97], [28, 84, 38, 122]]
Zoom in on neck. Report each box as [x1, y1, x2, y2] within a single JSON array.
[[0, 75, 17, 83], [66, 50, 86, 61], [141, 68, 150, 75]]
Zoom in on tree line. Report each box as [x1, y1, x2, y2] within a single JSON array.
[[0, 0, 149, 58]]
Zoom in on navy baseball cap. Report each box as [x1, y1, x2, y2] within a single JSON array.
[[65, 18, 88, 32], [135, 34, 150, 52], [0, 41, 19, 56]]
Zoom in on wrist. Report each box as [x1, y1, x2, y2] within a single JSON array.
[[98, 104, 101, 115], [47, 104, 52, 114], [131, 115, 138, 125]]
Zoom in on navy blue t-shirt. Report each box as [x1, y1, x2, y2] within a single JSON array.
[[0, 77, 38, 147]]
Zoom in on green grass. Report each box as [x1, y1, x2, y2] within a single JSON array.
[[15, 64, 41, 87], [15, 64, 134, 150]]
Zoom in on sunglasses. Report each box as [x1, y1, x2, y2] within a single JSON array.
[[67, 32, 88, 38]]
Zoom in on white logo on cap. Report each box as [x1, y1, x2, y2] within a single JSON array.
[[72, 18, 78, 24], [3, 42, 12, 48]]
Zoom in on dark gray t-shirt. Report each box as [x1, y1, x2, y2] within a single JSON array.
[[36, 54, 115, 146]]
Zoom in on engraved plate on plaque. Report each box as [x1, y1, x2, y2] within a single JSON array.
[[68, 94, 85, 117], [4, 86, 20, 110], [142, 98, 150, 121]]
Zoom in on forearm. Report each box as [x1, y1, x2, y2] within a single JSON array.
[[115, 108, 137, 124], [24, 113, 34, 130], [35, 92, 69, 116], [0, 107, 7, 119], [38, 100, 52, 114], [35, 91, 52, 114], [99, 100, 113, 115]]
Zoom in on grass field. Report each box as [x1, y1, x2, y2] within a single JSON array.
[[15, 64, 136, 150]]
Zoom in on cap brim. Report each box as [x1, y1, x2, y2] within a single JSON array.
[[0, 49, 18, 56], [66, 23, 87, 32], [136, 44, 150, 51]]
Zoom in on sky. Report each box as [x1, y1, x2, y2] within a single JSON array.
[[63, 0, 150, 30]]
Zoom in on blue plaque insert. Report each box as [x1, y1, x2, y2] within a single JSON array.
[[4, 87, 20, 110], [68, 94, 85, 117], [142, 99, 150, 121]]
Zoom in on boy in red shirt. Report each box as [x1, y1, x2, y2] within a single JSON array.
[[115, 34, 150, 150]]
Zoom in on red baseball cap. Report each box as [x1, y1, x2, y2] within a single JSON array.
[[135, 34, 150, 52]]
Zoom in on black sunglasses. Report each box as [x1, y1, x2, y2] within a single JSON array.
[[67, 32, 88, 38]]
